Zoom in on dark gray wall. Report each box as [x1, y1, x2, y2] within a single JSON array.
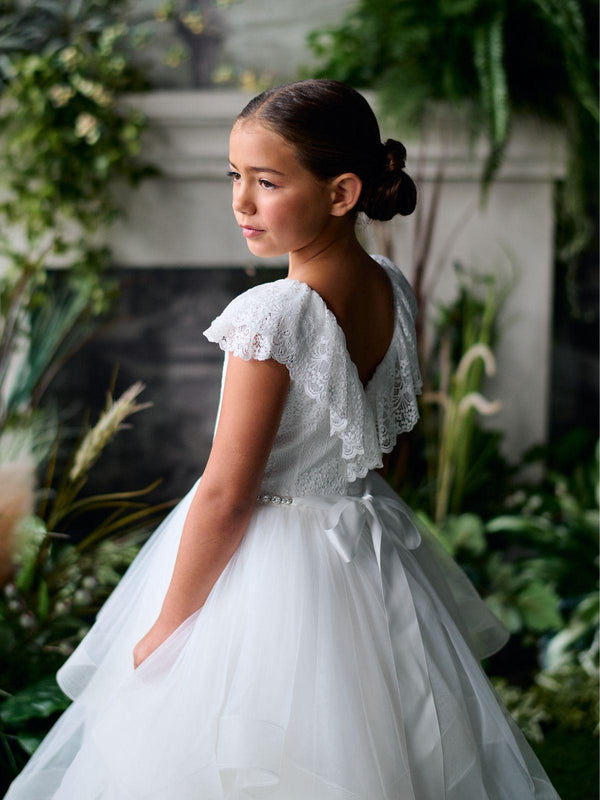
[[46, 266, 286, 509]]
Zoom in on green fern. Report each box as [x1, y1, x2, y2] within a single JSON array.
[[473, 12, 510, 197], [306, 0, 598, 256]]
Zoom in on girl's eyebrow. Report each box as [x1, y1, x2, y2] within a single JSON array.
[[228, 161, 285, 176]]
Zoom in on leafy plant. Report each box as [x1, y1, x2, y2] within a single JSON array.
[[0, 675, 71, 765], [0, 0, 151, 91], [0, 2, 177, 785], [491, 661, 598, 743], [417, 429, 598, 677], [414, 261, 513, 520], [0, 4, 158, 433], [306, 0, 598, 256], [0, 377, 179, 776]]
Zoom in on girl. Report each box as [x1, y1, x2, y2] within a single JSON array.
[[6, 79, 560, 799]]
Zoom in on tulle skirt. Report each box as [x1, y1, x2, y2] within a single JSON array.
[[4, 471, 561, 800]]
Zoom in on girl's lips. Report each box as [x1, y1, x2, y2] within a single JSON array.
[[241, 226, 265, 239]]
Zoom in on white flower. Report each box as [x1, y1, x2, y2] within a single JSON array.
[[18, 612, 36, 629], [182, 11, 205, 34], [455, 343, 497, 382], [91, 85, 112, 107], [49, 84, 75, 107], [457, 392, 502, 417], [58, 46, 78, 69], [73, 588, 92, 606], [71, 74, 107, 101], [75, 112, 100, 144]]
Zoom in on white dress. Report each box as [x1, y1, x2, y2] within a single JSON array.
[[5, 254, 561, 800]]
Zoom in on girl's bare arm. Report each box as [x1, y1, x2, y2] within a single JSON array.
[[156, 353, 291, 630]]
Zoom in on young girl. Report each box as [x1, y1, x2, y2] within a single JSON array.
[[6, 79, 560, 799]]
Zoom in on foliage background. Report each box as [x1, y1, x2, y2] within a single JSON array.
[[0, 1, 597, 797]]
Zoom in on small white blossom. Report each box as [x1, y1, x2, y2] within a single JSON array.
[[73, 76, 96, 96], [182, 11, 204, 34], [19, 612, 36, 629], [49, 84, 75, 107], [58, 46, 78, 69], [73, 588, 92, 605], [91, 85, 112, 107], [75, 112, 100, 144]]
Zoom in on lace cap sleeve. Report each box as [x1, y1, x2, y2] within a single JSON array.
[[202, 280, 298, 367]]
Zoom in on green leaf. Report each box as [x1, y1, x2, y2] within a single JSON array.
[[439, 0, 481, 16], [485, 593, 523, 632], [37, 579, 50, 620], [472, 12, 510, 194], [0, 676, 70, 724], [516, 581, 563, 632], [444, 513, 486, 555], [14, 732, 44, 755], [485, 515, 554, 536], [14, 557, 36, 592]]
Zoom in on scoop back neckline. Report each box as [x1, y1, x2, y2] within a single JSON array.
[[279, 255, 398, 396]]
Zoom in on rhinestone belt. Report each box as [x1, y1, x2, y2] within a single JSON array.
[[256, 493, 294, 505]]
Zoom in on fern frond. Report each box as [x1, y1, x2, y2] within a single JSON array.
[[473, 12, 510, 197], [531, 0, 598, 122]]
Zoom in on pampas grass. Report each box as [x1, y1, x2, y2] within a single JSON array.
[[69, 381, 152, 483], [0, 454, 35, 585]]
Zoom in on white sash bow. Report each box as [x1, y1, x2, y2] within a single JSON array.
[[288, 491, 445, 800]]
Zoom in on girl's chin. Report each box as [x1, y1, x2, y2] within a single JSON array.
[[245, 238, 286, 259]]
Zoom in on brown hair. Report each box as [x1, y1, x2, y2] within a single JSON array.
[[237, 79, 417, 221]]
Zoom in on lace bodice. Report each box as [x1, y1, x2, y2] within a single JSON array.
[[203, 254, 423, 496]]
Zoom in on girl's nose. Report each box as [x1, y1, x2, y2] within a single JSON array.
[[232, 182, 256, 215]]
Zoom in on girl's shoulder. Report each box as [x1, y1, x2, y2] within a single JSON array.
[[202, 277, 307, 363], [203, 277, 303, 336]]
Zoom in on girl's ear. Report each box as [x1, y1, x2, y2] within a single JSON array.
[[329, 173, 363, 217]]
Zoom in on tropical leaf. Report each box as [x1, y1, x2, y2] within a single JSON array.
[[0, 676, 69, 725]]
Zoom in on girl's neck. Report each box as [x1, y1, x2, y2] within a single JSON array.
[[286, 225, 373, 286]]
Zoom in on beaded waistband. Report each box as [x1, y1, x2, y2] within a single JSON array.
[[256, 493, 294, 505]]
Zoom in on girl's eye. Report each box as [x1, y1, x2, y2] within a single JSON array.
[[226, 171, 277, 190]]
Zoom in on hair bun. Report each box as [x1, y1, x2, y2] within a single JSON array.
[[359, 138, 417, 221], [381, 138, 406, 173]]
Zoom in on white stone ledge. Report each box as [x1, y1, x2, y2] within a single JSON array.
[[117, 90, 567, 182]]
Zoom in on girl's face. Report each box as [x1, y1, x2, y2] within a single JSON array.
[[228, 119, 336, 260]]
